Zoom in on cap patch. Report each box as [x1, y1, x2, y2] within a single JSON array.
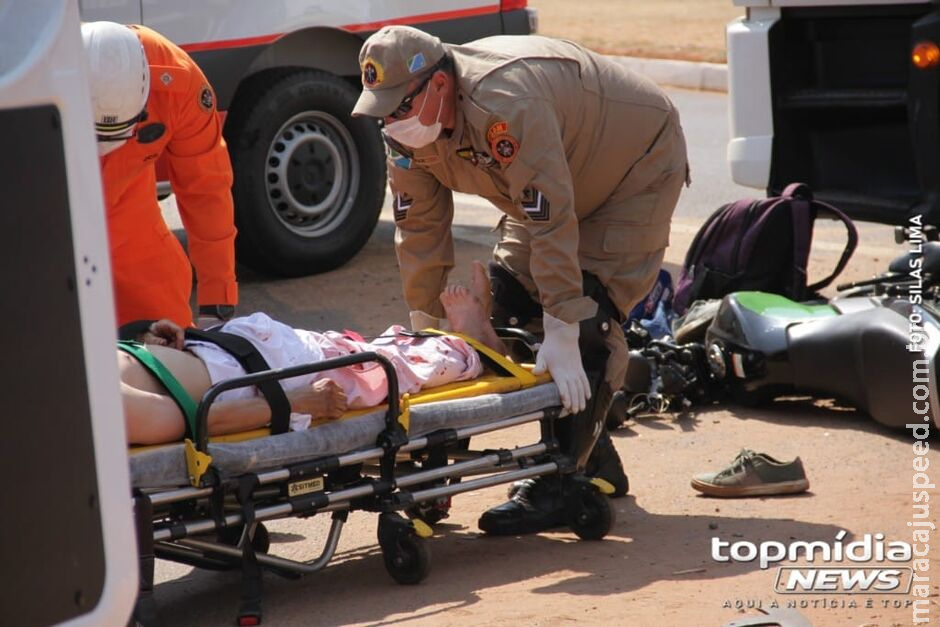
[[408, 52, 427, 74], [362, 58, 385, 87], [199, 85, 214, 112], [490, 134, 519, 165], [486, 121, 509, 143]]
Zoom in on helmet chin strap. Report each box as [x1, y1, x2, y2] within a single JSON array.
[[95, 107, 147, 156]]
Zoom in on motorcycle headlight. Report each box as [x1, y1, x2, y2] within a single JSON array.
[[707, 342, 727, 379]]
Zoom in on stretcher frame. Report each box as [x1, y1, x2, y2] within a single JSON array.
[[131, 341, 615, 626]]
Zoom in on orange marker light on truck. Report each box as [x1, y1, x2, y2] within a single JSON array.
[[912, 41, 940, 69]]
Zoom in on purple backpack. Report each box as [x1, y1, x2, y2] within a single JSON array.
[[673, 183, 858, 314]]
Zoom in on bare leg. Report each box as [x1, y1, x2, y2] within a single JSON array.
[[440, 261, 507, 354]]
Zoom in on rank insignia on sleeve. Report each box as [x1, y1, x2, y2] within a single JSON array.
[[394, 193, 413, 221], [198, 85, 214, 112], [521, 187, 550, 221], [490, 134, 519, 165]]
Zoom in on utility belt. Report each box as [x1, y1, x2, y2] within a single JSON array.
[[118, 321, 291, 441]]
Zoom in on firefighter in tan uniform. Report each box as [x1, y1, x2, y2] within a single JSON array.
[[353, 26, 688, 535]]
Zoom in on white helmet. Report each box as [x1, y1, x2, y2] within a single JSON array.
[[81, 22, 150, 154]]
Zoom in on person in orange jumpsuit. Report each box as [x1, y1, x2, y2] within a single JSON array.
[[82, 21, 238, 328]]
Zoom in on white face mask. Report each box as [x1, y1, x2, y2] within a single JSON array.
[[384, 88, 443, 149]]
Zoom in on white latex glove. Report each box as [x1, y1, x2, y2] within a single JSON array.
[[409, 310, 446, 331], [532, 312, 591, 413]]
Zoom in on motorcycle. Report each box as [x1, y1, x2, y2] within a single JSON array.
[[614, 242, 940, 431]]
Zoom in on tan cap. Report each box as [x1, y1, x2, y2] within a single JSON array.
[[352, 25, 446, 117]]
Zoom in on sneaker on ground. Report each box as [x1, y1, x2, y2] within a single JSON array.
[[691, 448, 809, 497]]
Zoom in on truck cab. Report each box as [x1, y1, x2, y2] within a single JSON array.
[[727, 0, 940, 231]]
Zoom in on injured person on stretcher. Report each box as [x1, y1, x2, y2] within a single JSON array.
[[119, 265, 502, 445]]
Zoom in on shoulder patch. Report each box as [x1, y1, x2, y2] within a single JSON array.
[[392, 154, 413, 170], [521, 187, 550, 221], [387, 142, 413, 170], [490, 134, 519, 165], [198, 85, 214, 112], [486, 121, 509, 143]]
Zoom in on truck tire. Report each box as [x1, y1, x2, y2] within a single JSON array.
[[224, 69, 385, 277]]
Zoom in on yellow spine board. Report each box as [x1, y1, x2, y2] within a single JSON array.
[[420, 328, 537, 386], [399, 393, 411, 433]]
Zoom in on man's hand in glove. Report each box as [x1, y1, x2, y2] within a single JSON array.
[[532, 312, 591, 413]]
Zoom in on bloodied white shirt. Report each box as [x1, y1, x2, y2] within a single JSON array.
[[185, 313, 482, 428]]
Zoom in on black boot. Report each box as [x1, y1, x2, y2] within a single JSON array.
[[478, 476, 567, 535], [585, 430, 629, 497]]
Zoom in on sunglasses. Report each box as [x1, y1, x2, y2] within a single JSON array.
[[388, 59, 447, 120]]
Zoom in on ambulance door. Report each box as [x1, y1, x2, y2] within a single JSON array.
[[0, 1, 137, 624]]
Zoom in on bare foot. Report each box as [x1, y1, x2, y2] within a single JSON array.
[[440, 263, 506, 354], [440, 284, 485, 339], [469, 260, 492, 316]]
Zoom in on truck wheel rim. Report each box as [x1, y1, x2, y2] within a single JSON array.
[[264, 111, 359, 237]]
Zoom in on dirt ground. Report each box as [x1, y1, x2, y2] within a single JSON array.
[[153, 203, 939, 626], [149, 7, 938, 622], [529, 0, 742, 63]]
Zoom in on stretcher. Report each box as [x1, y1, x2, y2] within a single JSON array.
[[129, 330, 616, 626]]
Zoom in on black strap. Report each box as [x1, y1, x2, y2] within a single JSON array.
[[118, 319, 156, 342], [185, 328, 293, 436], [235, 475, 262, 626], [581, 271, 621, 323], [806, 199, 859, 293], [781, 183, 859, 294]]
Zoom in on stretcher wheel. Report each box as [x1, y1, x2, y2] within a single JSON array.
[[406, 496, 451, 526], [382, 535, 430, 585], [568, 491, 615, 541]]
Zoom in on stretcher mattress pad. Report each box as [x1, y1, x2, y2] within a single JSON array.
[[130, 382, 561, 488]]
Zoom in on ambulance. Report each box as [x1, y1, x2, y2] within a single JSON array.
[[79, 1, 537, 275]]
